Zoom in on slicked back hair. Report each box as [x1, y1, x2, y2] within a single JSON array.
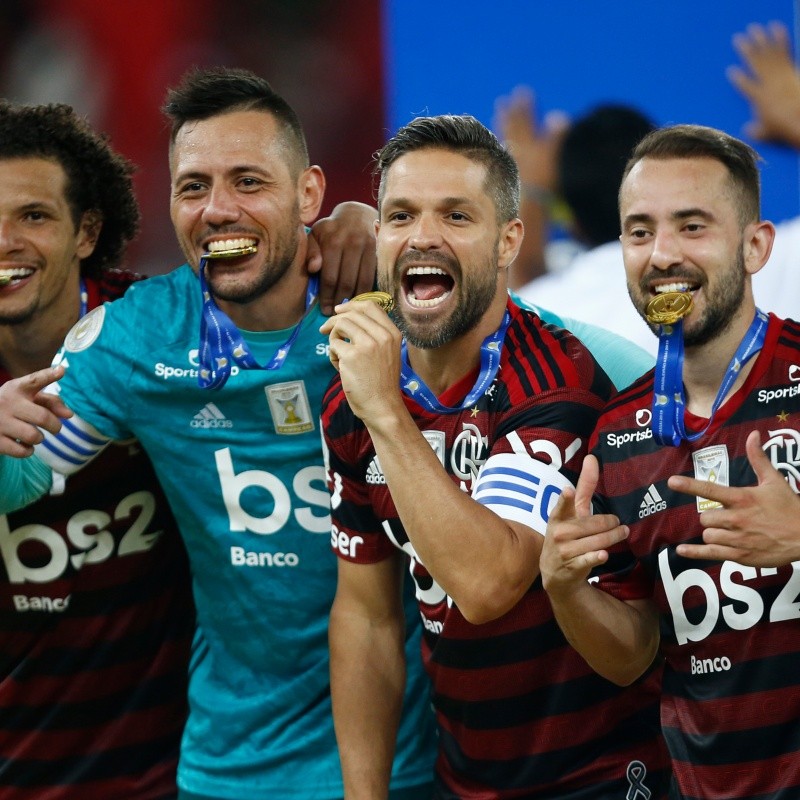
[[375, 114, 520, 222], [0, 101, 139, 278], [621, 123, 762, 227], [162, 66, 309, 177]]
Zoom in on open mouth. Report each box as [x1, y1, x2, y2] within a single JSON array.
[[204, 237, 258, 260], [402, 266, 454, 309], [0, 267, 34, 287]]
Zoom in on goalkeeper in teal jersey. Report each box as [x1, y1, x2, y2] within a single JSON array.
[[0, 67, 652, 800]]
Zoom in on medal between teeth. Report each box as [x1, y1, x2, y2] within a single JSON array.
[[204, 245, 258, 259], [645, 291, 694, 325], [350, 291, 394, 312]]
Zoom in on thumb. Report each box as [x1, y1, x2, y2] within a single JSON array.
[[746, 429, 777, 484]]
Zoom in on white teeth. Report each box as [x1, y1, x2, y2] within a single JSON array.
[[406, 266, 446, 276], [207, 238, 257, 252], [655, 282, 692, 293], [407, 289, 452, 308], [0, 268, 34, 285]]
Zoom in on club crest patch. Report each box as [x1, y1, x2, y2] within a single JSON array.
[[265, 380, 314, 435], [692, 444, 729, 511], [64, 306, 105, 352]]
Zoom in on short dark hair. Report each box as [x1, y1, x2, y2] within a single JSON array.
[[0, 101, 139, 278], [559, 105, 654, 246], [375, 114, 520, 221], [162, 66, 309, 174], [621, 123, 761, 226]]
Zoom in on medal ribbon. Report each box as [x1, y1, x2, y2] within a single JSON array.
[[197, 257, 319, 390], [79, 278, 88, 319], [399, 309, 510, 414], [652, 308, 768, 446]]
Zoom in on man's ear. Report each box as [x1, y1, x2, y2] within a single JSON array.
[[298, 165, 326, 225], [497, 217, 524, 271], [76, 210, 103, 260], [743, 220, 776, 276]]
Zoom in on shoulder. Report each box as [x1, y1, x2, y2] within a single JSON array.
[[505, 300, 615, 401]]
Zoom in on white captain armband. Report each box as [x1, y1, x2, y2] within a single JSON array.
[[34, 412, 111, 476], [471, 452, 575, 534]]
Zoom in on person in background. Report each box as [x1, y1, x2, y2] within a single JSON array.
[[0, 71, 437, 800], [496, 90, 657, 354]]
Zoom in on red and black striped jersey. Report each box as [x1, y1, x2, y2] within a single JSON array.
[[323, 299, 670, 799], [594, 313, 800, 800], [0, 271, 194, 800]]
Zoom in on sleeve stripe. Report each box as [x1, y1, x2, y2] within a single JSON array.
[[35, 414, 111, 475]]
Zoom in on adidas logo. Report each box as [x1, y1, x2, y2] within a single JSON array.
[[365, 456, 386, 485], [639, 484, 666, 518], [191, 402, 233, 429]]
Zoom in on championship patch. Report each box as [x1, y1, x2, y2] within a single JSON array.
[[692, 444, 729, 511], [471, 452, 574, 535], [265, 380, 314, 435], [64, 305, 105, 353]]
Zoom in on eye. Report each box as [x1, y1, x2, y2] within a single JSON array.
[[24, 210, 46, 222], [683, 223, 704, 234], [388, 211, 411, 222], [628, 227, 650, 240], [178, 181, 206, 195], [448, 211, 468, 222], [238, 177, 262, 190]]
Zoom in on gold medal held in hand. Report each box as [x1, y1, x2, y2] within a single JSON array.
[[351, 291, 394, 312], [645, 291, 694, 325]]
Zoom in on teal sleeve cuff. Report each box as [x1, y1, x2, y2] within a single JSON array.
[[0, 453, 53, 513]]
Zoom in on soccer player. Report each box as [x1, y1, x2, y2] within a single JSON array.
[[0, 100, 195, 799], [0, 72, 438, 800], [540, 123, 800, 799], [320, 114, 670, 799]]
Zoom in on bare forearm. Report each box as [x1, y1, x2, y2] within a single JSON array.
[[330, 598, 405, 798], [368, 412, 541, 622], [547, 583, 658, 685]]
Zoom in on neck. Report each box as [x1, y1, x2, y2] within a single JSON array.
[[0, 281, 82, 378], [406, 291, 507, 396], [215, 242, 311, 332], [682, 302, 758, 417]]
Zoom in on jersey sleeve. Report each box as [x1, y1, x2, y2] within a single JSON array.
[[53, 291, 138, 441], [322, 378, 397, 565]]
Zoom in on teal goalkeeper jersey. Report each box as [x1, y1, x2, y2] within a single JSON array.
[[53, 264, 436, 799]]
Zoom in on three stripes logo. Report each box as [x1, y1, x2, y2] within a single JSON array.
[[191, 402, 233, 429], [639, 484, 666, 518]]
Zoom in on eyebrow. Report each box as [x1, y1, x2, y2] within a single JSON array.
[[623, 208, 717, 226]]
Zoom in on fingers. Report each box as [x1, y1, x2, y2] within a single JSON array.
[[668, 473, 737, 506], [675, 542, 743, 562]]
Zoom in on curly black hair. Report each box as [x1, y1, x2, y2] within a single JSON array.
[[0, 101, 140, 278]]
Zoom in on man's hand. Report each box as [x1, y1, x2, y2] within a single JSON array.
[[0, 366, 71, 457], [494, 85, 569, 193], [728, 21, 800, 149], [540, 455, 628, 596], [308, 201, 378, 316], [319, 298, 402, 426], [671, 430, 800, 566]]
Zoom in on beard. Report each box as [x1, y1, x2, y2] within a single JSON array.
[[630, 244, 746, 348], [381, 248, 499, 349], [207, 208, 301, 306]]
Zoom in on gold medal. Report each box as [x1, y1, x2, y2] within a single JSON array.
[[351, 291, 394, 312], [204, 245, 258, 259], [645, 291, 694, 325]]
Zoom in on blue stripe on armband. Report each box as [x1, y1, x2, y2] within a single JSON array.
[[61, 416, 109, 446]]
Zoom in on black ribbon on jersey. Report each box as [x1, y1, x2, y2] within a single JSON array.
[[399, 309, 510, 413], [196, 256, 319, 390], [651, 308, 768, 446]]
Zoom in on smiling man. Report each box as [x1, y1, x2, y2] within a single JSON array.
[[0, 70, 437, 800], [540, 124, 800, 800], [320, 114, 670, 799]]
